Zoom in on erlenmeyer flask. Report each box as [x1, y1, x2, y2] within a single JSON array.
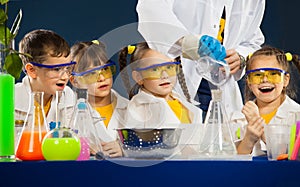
[[199, 89, 237, 156], [16, 92, 49, 161], [41, 91, 81, 161], [70, 88, 102, 160]]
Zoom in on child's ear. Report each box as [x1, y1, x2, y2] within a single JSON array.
[[25, 63, 37, 78], [132, 71, 144, 85], [284, 73, 290, 87]]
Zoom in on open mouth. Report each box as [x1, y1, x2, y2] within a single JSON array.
[[159, 82, 171, 86], [98, 84, 109, 89], [56, 83, 65, 87], [259, 87, 274, 93]]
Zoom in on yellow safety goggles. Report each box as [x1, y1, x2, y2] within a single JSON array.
[[135, 61, 180, 80], [246, 68, 287, 84], [72, 61, 116, 85]]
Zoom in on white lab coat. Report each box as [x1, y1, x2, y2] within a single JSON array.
[[91, 89, 129, 142], [230, 95, 300, 156], [137, 0, 265, 116], [124, 90, 203, 144], [14, 76, 75, 127]]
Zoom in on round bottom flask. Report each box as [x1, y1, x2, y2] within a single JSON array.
[[42, 127, 81, 161]]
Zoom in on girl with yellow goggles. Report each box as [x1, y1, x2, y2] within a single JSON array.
[[71, 60, 116, 85], [135, 61, 180, 80], [246, 68, 287, 84]]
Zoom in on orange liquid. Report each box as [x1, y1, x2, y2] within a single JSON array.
[[16, 131, 47, 161]]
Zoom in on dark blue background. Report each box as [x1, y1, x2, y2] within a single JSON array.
[[8, 0, 300, 102]]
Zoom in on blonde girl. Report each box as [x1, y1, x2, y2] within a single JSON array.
[[71, 40, 128, 158]]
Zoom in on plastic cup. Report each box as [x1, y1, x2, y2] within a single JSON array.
[[264, 124, 291, 161]]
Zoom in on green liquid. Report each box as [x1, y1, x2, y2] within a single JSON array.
[[0, 73, 15, 157], [42, 138, 81, 161]]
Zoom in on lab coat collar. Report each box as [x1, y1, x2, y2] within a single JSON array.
[[133, 89, 185, 104], [15, 76, 75, 112]]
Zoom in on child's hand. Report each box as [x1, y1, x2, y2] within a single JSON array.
[[237, 116, 265, 154], [101, 140, 123, 158], [244, 116, 265, 144], [242, 101, 260, 123]]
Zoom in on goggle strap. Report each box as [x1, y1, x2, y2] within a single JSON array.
[[72, 60, 116, 76], [135, 61, 180, 71], [30, 61, 76, 68]]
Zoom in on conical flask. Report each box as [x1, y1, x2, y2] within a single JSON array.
[[16, 92, 49, 161], [70, 88, 102, 160], [199, 89, 237, 156], [41, 91, 81, 161]]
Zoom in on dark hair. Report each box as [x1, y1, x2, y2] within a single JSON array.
[[118, 42, 191, 101], [19, 29, 70, 65], [70, 40, 108, 73], [245, 45, 300, 102]]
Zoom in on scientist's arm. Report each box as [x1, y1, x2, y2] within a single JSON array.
[[137, 0, 189, 56], [233, 0, 265, 80]]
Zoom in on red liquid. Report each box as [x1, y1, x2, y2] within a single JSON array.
[[16, 131, 47, 161]]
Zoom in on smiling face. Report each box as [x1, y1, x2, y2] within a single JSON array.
[[247, 55, 290, 104], [132, 49, 177, 99]]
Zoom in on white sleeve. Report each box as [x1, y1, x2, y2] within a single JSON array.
[[233, 0, 265, 81], [136, 0, 190, 56]]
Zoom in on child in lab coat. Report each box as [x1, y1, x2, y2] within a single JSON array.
[[230, 46, 300, 156], [118, 42, 202, 144], [70, 40, 128, 157], [15, 29, 75, 127]]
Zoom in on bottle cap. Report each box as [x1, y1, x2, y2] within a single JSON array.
[[15, 120, 24, 127]]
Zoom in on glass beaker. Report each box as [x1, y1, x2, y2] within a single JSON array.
[[41, 91, 81, 161], [199, 89, 237, 156], [70, 88, 102, 160], [196, 56, 230, 87], [16, 92, 49, 161]]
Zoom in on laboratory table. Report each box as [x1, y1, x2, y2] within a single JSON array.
[[1, 156, 300, 187]]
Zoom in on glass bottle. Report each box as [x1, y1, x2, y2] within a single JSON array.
[[70, 88, 102, 160], [199, 89, 237, 156], [0, 69, 15, 161], [41, 91, 81, 161], [14, 120, 24, 150], [16, 92, 49, 161]]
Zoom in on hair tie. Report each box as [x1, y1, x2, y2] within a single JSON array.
[[92, 40, 100, 45], [127, 45, 136, 55], [285, 52, 292, 61], [247, 53, 253, 60]]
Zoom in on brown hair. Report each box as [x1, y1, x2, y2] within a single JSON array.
[[118, 42, 191, 101], [245, 45, 300, 102], [70, 40, 108, 73], [19, 29, 70, 65]]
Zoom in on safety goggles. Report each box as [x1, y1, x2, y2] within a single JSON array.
[[135, 61, 180, 80], [246, 68, 287, 84], [30, 61, 76, 79], [71, 61, 116, 85]]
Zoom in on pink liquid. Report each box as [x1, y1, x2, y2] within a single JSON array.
[[77, 137, 90, 160]]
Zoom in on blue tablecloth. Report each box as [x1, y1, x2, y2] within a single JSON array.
[[1, 156, 300, 187]]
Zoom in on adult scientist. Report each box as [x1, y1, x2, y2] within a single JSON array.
[[136, 0, 265, 119]]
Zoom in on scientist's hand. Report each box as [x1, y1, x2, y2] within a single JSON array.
[[224, 49, 241, 75], [242, 101, 260, 123], [198, 35, 226, 62], [101, 140, 123, 158]]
